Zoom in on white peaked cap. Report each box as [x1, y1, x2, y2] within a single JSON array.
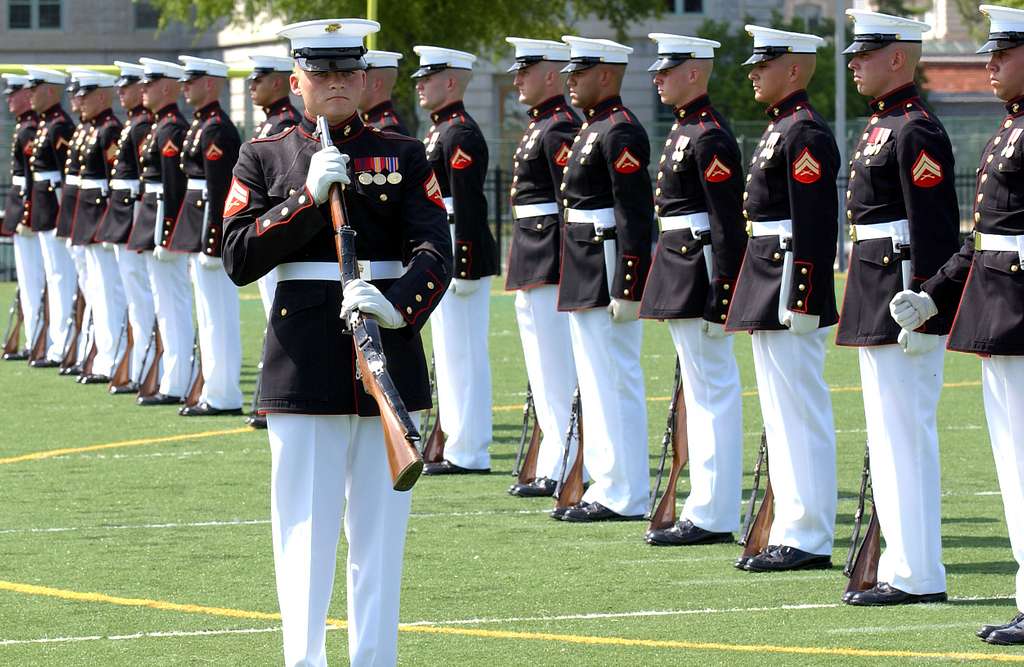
[[139, 57, 185, 81], [364, 50, 403, 69], [648, 33, 720, 71], [743, 25, 826, 65], [24, 67, 66, 86], [3, 74, 31, 94], [67, 68, 118, 95], [505, 37, 571, 72], [411, 46, 477, 78], [278, 19, 379, 72], [978, 5, 1024, 53], [178, 55, 229, 79], [843, 10, 930, 54], [560, 36, 632, 72], [114, 60, 145, 86]]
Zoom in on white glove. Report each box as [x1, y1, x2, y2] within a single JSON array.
[[889, 289, 937, 331], [152, 245, 173, 262], [197, 253, 222, 270], [898, 329, 941, 356], [16, 223, 34, 237], [452, 278, 482, 296], [341, 278, 405, 329], [607, 298, 640, 323], [782, 310, 820, 334], [65, 238, 73, 250], [702, 320, 728, 339], [305, 147, 350, 205], [101, 242, 115, 251]]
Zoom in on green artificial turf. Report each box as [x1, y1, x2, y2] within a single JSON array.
[[0, 277, 1019, 665]]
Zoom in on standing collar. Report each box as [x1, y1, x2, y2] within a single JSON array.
[[583, 95, 623, 119], [194, 101, 222, 119], [674, 94, 711, 120], [430, 100, 466, 123], [17, 109, 37, 123], [156, 103, 180, 119], [528, 95, 569, 119], [42, 104, 65, 120], [299, 111, 364, 143], [1006, 94, 1024, 117], [128, 105, 149, 118], [868, 83, 919, 115], [362, 99, 396, 121], [765, 89, 810, 119], [264, 97, 294, 116]]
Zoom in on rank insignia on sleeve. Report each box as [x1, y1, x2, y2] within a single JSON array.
[[22, 143, 33, 157], [554, 142, 571, 167], [423, 172, 446, 210], [911, 150, 943, 187], [450, 146, 474, 170], [161, 139, 180, 158], [791, 147, 821, 184], [205, 143, 224, 161], [704, 155, 733, 183], [223, 177, 250, 218], [613, 147, 642, 174], [105, 143, 117, 165], [55, 136, 69, 151]]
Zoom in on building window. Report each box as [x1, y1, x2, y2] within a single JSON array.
[[135, 0, 160, 29], [665, 0, 703, 14], [7, 0, 62, 29], [793, 3, 822, 30]]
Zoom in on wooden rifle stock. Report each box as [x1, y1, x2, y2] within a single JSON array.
[[108, 323, 134, 391], [738, 429, 773, 561], [3, 289, 24, 356], [554, 388, 585, 510], [318, 115, 424, 492], [28, 287, 49, 364], [647, 361, 689, 531], [843, 441, 880, 596], [513, 383, 542, 483], [138, 325, 164, 398], [59, 288, 86, 371], [183, 334, 204, 407]]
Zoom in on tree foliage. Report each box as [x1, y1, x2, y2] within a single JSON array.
[[953, 0, 1024, 39]]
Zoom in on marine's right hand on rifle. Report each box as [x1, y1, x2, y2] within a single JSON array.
[[341, 278, 405, 329], [306, 146, 350, 205]]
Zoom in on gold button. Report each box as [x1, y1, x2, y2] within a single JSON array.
[[847, 210, 853, 220], [196, 200, 203, 207], [279, 308, 288, 316], [975, 212, 981, 223], [298, 195, 307, 205], [461, 258, 467, 264], [723, 283, 730, 291], [1006, 119, 1013, 129], [288, 188, 296, 196], [95, 198, 102, 204], [846, 190, 851, 198], [427, 281, 435, 289], [800, 267, 808, 275], [882, 256, 890, 265], [627, 260, 634, 267], [982, 174, 989, 183], [796, 300, 804, 308], [623, 289, 630, 296], [460, 271, 467, 277], [379, 194, 388, 202], [280, 207, 289, 217], [563, 199, 568, 206], [415, 294, 423, 302], [1011, 264, 1019, 272], [850, 171, 857, 179], [461, 245, 468, 251], [655, 187, 661, 196], [978, 193, 984, 203], [680, 246, 687, 253], [988, 154, 994, 163], [406, 306, 413, 314], [536, 223, 543, 230], [721, 298, 728, 305], [720, 314, 726, 321], [797, 284, 805, 291], [773, 252, 781, 260], [625, 274, 632, 280]]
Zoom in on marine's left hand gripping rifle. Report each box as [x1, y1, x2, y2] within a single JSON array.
[[317, 115, 424, 492]]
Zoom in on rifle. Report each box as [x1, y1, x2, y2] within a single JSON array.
[[737, 428, 774, 566], [3, 288, 24, 359], [59, 288, 87, 372], [247, 328, 267, 424], [137, 324, 164, 398], [512, 383, 542, 484], [646, 359, 689, 531], [183, 332, 204, 407], [77, 314, 97, 378], [107, 313, 134, 392], [27, 286, 49, 364], [317, 115, 423, 492], [843, 441, 881, 597], [553, 387, 586, 511]]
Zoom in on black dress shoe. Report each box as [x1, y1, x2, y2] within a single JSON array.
[[986, 615, 1024, 645], [645, 519, 733, 546], [78, 373, 110, 385], [179, 402, 243, 417], [841, 590, 856, 604], [550, 505, 570, 520], [29, 358, 60, 368], [109, 381, 140, 395], [735, 545, 776, 570], [3, 350, 28, 361], [846, 582, 947, 606], [744, 545, 832, 572], [508, 477, 557, 497], [137, 393, 182, 406], [246, 414, 267, 429], [422, 460, 490, 475], [978, 613, 1024, 640], [60, 364, 83, 377], [560, 501, 643, 523]]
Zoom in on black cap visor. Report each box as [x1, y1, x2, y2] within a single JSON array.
[[648, 54, 694, 72], [294, 47, 366, 72], [978, 32, 1024, 54]]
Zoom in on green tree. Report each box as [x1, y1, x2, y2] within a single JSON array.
[[953, 0, 1024, 39]]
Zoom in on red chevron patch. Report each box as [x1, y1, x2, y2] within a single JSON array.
[[423, 172, 445, 210], [161, 139, 179, 158], [704, 155, 733, 183], [205, 143, 224, 161], [223, 177, 250, 218], [792, 147, 821, 184], [613, 147, 641, 174], [554, 142, 571, 167], [911, 150, 943, 187], [450, 146, 473, 170]]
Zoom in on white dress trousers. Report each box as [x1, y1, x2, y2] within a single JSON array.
[[114, 245, 156, 383], [36, 229, 77, 361], [514, 285, 578, 480], [430, 277, 493, 470], [267, 412, 414, 667], [750, 328, 837, 556], [145, 251, 194, 396], [190, 256, 243, 409], [569, 307, 649, 517], [12, 231, 46, 350], [84, 244, 127, 376], [668, 318, 744, 533], [69, 244, 92, 362], [858, 342, 947, 595], [982, 355, 1024, 613]]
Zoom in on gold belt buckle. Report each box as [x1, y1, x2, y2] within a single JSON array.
[[849, 225, 858, 243], [974, 230, 982, 251], [357, 260, 370, 280]]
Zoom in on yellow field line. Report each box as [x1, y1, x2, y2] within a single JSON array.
[[0, 579, 1020, 662], [0, 428, 251, 466], [492, 380, 984, 412]]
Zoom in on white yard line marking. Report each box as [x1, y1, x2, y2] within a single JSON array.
[[0, 626, 285, 646]]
